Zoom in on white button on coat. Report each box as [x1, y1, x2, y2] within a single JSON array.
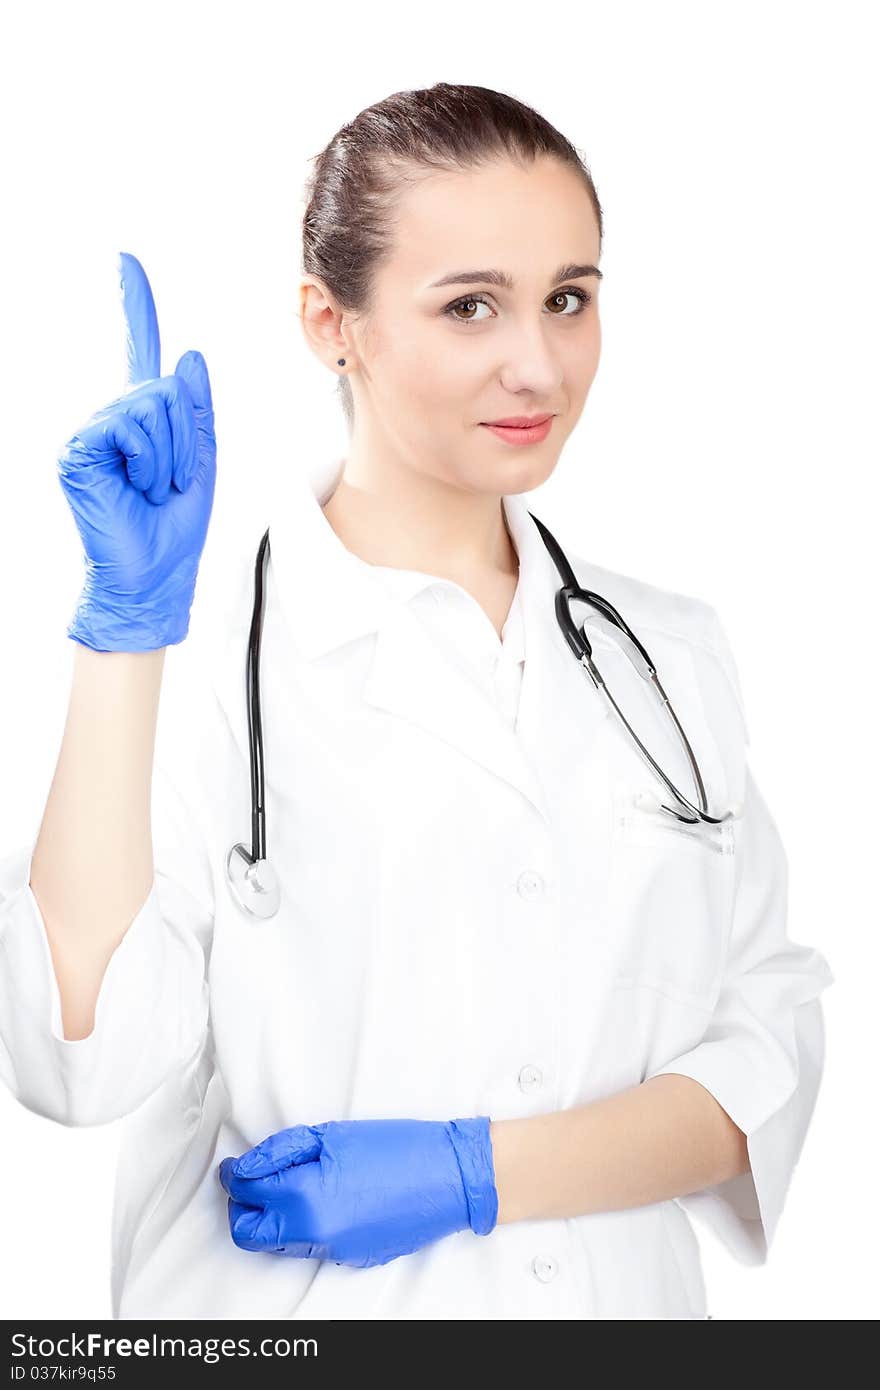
[[516, 869, 545, 899], [0, 456, 835, 1320], [532, 1255, 558, 1282], [518, 1064, 544, 1092]]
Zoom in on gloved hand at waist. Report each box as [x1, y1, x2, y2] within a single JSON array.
[[217, 1116, 498, 1268]]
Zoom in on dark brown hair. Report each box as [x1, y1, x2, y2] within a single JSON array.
[[301, 82, 604, 430]]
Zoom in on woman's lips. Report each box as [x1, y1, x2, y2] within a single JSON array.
[[480, 417, 554, 445]]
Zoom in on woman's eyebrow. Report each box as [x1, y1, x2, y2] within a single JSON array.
[[427, 262, 603, 290]]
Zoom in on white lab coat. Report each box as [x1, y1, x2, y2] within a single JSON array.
[[0, 458, 834, 1320]]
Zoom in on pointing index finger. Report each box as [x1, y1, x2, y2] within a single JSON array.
[[118, 251, 160, 386]]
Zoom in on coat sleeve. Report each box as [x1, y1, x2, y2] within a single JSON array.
[[0, 661, 215, 1129], [645, 608, 835, 1265]]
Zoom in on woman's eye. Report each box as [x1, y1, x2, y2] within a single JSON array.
[[444, 287, 592, 326], [547, 288, 592, 315], [445, 296, 493, 325]]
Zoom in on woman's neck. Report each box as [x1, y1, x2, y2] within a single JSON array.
[[320, 475, 519, 587]]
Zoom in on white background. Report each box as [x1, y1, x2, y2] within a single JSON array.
[[0, 0, 876, 1321]]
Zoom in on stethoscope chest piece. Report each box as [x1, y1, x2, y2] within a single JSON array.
[[226, 842, 281, 920]]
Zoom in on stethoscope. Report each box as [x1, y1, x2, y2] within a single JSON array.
[[226, 513, 738, 920]]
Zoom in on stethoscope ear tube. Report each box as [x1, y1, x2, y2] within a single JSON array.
[[227, 527, 281, 919], [247, 528, 271, 865], [531, 510, 736, 827]]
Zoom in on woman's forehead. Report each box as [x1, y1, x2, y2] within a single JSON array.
[[388, 165, 600, 284]]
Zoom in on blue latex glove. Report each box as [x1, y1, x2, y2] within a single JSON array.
[[217, 1116, 499, 1268], [59, 252, 216, 652]]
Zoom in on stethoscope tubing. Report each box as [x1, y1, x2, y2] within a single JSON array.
[[226, 512, 735, 920]]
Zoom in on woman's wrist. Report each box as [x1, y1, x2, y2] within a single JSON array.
[[488, 1114, 549, 1226], [489, 1117, 521, 1225]]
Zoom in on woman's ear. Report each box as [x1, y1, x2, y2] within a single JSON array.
[[299, 276, 353, 373]]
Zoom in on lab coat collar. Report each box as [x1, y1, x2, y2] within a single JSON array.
[[266, 455, 576, 664], [249, 457, 612, 826], [359, 491, 612, 825], [266, 458, 501, 661]]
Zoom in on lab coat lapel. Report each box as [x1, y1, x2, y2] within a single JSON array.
[[361, 595, 553, 823], [361, 492, 613, 827]]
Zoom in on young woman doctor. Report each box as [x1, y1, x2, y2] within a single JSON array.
[[0, 84, 834, 1321]]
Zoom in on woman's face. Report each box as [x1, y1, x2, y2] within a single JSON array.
[[310, 155, 602, 497]]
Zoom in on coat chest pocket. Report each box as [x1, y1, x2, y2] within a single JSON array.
[[601, 788, 738, 1010]]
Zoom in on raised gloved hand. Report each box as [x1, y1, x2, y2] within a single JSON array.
[[59, 252, 216, 652], [217, 1116, 499, 1268]]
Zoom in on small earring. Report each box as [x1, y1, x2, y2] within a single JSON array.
[[337, 358, 346, 367]]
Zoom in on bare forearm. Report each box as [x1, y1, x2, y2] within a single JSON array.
[[28, 643, 166, 1042], [489, 1074, 750, 1225]]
